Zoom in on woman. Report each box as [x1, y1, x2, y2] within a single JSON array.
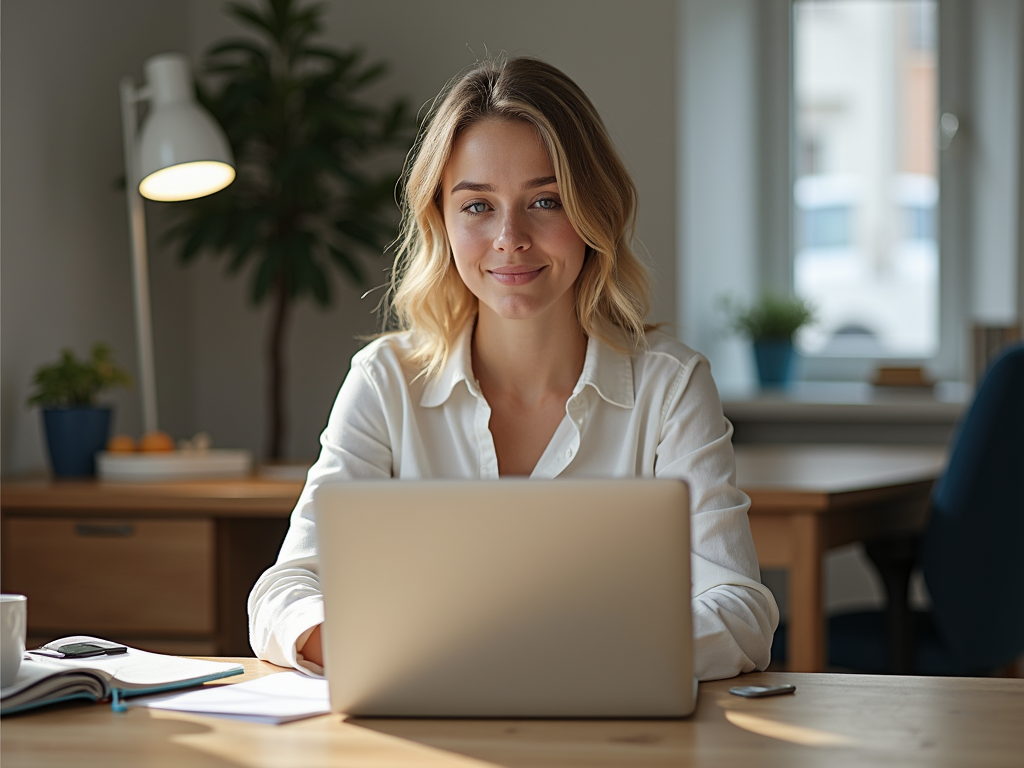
[[248, 57, 778, 681]]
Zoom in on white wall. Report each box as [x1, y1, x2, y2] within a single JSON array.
[[1, 0, 193, 474], [677, 0, 760, 389], [2, 0, 678, 470]]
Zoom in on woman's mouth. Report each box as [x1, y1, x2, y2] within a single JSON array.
[[488, 266, 545, 286]]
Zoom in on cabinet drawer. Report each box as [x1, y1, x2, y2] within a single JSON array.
[[2, 517, 214, 635]]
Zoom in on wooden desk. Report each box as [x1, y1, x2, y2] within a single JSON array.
[[736, 445, 946, 672], [3, 658, 1022, 767], [2, 444, 944, 668], [0, 479, 302, 656]]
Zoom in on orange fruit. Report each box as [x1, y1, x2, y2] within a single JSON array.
[[106, 434, 137, 453], [139, 431, 175, 452]]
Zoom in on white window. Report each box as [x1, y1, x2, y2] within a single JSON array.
[[792, 0, 940, 360], [679, 1, 1020, 387]]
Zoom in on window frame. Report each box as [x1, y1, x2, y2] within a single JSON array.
[[758, 0, 967, 382]]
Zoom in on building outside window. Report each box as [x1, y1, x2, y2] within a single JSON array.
[[793, 0, 939, 359]]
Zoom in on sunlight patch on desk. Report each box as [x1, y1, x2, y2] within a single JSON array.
[[725, 710, 855, 747], [149, 707, 500, 768]]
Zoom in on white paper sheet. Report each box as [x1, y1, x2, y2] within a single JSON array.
[[136, 671, 331, 724]]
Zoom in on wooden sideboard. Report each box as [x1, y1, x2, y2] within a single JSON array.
[[0, 477, 303, 656]]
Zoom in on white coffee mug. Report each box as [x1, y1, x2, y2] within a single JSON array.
[[1, 594, 28, 688]]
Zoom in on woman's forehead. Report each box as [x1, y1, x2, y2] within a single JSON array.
[[443, 119, 555, 192]]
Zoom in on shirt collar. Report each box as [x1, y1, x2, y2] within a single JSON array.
[[420, 321, 477, 407], [575, 329, 635, 408], [419, 320, 635, 409]]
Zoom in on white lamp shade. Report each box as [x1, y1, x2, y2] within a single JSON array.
[[137, 54, 235, 201]]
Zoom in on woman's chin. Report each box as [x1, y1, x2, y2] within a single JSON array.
[[478, 295, 555, 322]]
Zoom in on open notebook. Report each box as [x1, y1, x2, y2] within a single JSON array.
[[0, 635, 243, 716]]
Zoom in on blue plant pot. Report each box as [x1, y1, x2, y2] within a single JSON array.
[[753, 340, 796, 388], [42, 407, 112, 478]]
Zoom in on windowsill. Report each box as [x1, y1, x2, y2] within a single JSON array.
[[721, 381, 968, 445], [721, 380, 969, 421]]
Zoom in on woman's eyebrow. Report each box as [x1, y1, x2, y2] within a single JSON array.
[[450, 180, 493, 194], [524, 175, 557, 189], [449, 175, 558, 195]]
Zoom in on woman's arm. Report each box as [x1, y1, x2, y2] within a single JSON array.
[[299, 624, 324, 667], [654, 354, 779, 681], [247, 356, 394, 674]]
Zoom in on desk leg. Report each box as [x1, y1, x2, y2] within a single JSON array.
[[787, 514, 825, 672]]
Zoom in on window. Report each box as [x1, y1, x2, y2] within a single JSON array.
[[792, 0, 939, 359]]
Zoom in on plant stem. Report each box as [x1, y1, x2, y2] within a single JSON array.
[[267, 275, 291, 461]]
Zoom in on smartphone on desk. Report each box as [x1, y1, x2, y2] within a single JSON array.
[[32, 639, 128, 659]]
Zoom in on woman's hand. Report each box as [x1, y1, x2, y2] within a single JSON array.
[[300, 623, 324, 667]]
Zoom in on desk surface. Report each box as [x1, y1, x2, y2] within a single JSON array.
[[3, 659, 1022, 768], [0, 476, 303, 517], [0, 444, 946, 513], [737, 443, 945, 509]]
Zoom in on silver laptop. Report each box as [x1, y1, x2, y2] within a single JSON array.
[[313, 478, 695, 717]]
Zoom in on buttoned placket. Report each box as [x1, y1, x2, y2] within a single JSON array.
[[530, 390, 586, 479], [467, 378, 501, 479], [466, 379, 589, 479], [563, 392, 586, 467]]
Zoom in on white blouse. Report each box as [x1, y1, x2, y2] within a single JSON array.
[[248, 324, 779, 681]]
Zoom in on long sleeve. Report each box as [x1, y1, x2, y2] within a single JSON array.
[[653, 353, 779, 680], [247, 358, 393, 674]]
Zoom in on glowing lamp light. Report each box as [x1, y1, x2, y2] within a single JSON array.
[[139, 161, 236, 202]]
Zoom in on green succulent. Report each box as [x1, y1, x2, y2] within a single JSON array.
[[720, 292, 816, 342], [27, 343, 131, 408]]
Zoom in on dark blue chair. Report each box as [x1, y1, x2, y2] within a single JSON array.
[[774, 343, 1024, 674]]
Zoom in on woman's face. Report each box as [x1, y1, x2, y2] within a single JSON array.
[[441, 119, 587, 324]]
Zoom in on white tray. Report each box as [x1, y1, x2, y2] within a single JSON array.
[[97, 449, 253, 482]]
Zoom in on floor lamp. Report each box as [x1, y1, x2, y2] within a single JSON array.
[[119, 52, 234, 436]]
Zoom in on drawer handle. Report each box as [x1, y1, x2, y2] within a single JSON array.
[[75, 523, 135, 538]]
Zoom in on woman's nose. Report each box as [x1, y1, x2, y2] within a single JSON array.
[[493, 209, 531, 253]]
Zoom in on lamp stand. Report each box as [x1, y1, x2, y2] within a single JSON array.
[[105, 57, 251, 481], [119, 77, 159, 435]]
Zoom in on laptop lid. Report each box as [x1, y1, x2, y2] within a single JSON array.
[[313, 478, 694, 717]]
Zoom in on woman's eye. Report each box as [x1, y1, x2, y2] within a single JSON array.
[[533, 197, 560, 210], [464, 202, 489, 214]]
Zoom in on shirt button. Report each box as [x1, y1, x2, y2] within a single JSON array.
[[565, 448, 573, 458]]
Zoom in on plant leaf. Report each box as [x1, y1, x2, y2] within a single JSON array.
[[327, 244, 366, 286]]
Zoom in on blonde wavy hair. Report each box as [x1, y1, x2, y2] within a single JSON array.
[[387, 56, 652, 378]]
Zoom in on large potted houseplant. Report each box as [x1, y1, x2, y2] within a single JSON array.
[[27, 343, 132, 477], [165, 0, 413, 461], [722, 292, 816, 388]]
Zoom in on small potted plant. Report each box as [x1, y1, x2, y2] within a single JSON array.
[[27, 343, 131, 477], [721, 292, 816, 388]]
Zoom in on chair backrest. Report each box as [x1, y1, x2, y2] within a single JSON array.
[[921, 344, 1024, 672]]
